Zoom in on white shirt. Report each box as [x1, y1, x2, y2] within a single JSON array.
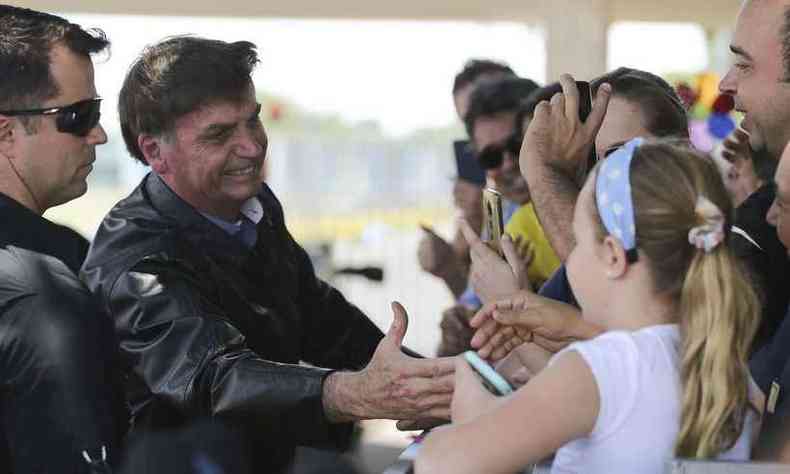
[[548, 324, 753, 474]]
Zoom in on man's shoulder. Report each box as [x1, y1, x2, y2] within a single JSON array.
[[0, 245, 86, 306], [83, 182, 186, 289]]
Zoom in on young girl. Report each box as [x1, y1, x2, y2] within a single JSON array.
[[415, 139, 760, 474]]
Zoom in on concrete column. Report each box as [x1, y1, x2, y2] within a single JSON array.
[[542, 0, 610, 82]]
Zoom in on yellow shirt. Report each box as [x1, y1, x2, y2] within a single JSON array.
[[505, 203, 561, 289]]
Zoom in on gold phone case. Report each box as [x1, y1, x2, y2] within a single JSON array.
[[482, 188, 504, 256]]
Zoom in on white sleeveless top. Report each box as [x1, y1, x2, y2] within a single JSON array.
[[548, 324, 753, 474]]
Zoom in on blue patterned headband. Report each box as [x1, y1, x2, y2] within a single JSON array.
[[594, 137, 644, 263]]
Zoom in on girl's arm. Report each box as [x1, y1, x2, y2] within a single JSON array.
[[415, 351, 599, 474]]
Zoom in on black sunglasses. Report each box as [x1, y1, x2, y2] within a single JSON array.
[[476, 134, 523, 170], [0, 98, 102, 137]]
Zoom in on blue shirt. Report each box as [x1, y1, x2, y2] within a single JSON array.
[[200, 197, 264, 249]]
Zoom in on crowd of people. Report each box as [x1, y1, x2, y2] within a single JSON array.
[[1, 1, 790, 473]]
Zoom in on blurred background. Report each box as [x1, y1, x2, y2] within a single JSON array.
[[24, 1, 743, 470]]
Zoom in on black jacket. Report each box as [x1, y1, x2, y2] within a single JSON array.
[[0, 192, 125, 473], [732, 184, 790, 352], [81, 174, 384, 472]]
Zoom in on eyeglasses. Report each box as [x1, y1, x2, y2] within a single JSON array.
[[0, 98, 102, 137], [476, 134, 523, 170]]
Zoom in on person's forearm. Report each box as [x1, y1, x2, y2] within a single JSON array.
[[526, 159, 580, 262]]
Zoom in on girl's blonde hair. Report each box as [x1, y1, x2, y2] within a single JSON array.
[[591, 141, 760, 457]]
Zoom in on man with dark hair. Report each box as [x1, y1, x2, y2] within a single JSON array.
[[418, 59, 515, 301], [452, 58, 514, 120], [82, 36, 454, 473], [719, 0, 790, 162], [464, 76, 539, 209], [0, 6, 125, 473]]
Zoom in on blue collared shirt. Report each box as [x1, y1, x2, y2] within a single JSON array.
[[200, 197, 264, 249]]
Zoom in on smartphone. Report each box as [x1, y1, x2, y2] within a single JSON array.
[[576, 80, 599, 173], [454, 140, 486, 186], [481, 188, 504, 256], [463, 351, 513, 396]]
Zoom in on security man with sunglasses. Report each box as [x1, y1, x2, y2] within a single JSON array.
[[0, 6, 126, 473]]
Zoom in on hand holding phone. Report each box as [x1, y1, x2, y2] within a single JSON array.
[[463, 351, 513, 396]]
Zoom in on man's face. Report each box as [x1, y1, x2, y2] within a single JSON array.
[[720, 0, 790, 159], [153, 85, 268, 220], [767, 143, 790, 253], [6, 43, 107, 211], [472, 111, 529, 204]]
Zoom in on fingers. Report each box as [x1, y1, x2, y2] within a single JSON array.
[[732, 126, 750, 144], [457, 218, 482, 246], [470, 317, 501, 349], [501, 234, 521, 272], [584, 82, 612, 138], [490, 335, 524, 361], [388, 301, 409, 347], [396, 373, 455, 397], [486, 326, 518, 358], [509, 367, 532, 387], [492, 307, 539, 328], [549, 91, 565, 115], [469, 303, 496, 329], [558, 74, 579, 122], [406, 356, 456, 378], [482, 327, 519, 361]]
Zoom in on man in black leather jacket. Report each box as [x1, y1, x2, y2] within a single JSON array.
[[82, 36, 455, 472], [0, 6, 126, 473]]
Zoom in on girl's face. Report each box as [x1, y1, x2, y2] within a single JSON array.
[[566, 176, 612, 327]]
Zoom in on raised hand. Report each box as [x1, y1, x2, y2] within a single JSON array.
[[459, 219, 531, 304], [469, 291, 601, 361], [521, 74, 611, 177]]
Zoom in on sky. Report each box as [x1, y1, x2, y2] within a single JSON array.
[[62, 14, 711, 137]]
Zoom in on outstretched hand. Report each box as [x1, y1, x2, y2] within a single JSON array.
[[323, 301, 457, 429], [469, 291, 600, 361]]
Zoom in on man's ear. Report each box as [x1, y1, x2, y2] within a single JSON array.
[[138, 135, 166, 174], [601, 235, 628, 279], [0, 116, 15, 155]]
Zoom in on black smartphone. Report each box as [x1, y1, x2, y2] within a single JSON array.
[[576, 81, 599, 172], [454, 140, 486, 186]]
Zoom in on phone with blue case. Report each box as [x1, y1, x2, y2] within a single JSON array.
[[463, 351, 513, 396]]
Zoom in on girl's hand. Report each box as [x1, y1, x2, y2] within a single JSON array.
[[451, 356, 498, 425]]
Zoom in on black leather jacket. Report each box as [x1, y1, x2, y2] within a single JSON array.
[[0, 193, 125, 473], [81, 174, 384, 472]]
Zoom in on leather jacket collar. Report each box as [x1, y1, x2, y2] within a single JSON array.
[[143, 172, 266, 261]]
